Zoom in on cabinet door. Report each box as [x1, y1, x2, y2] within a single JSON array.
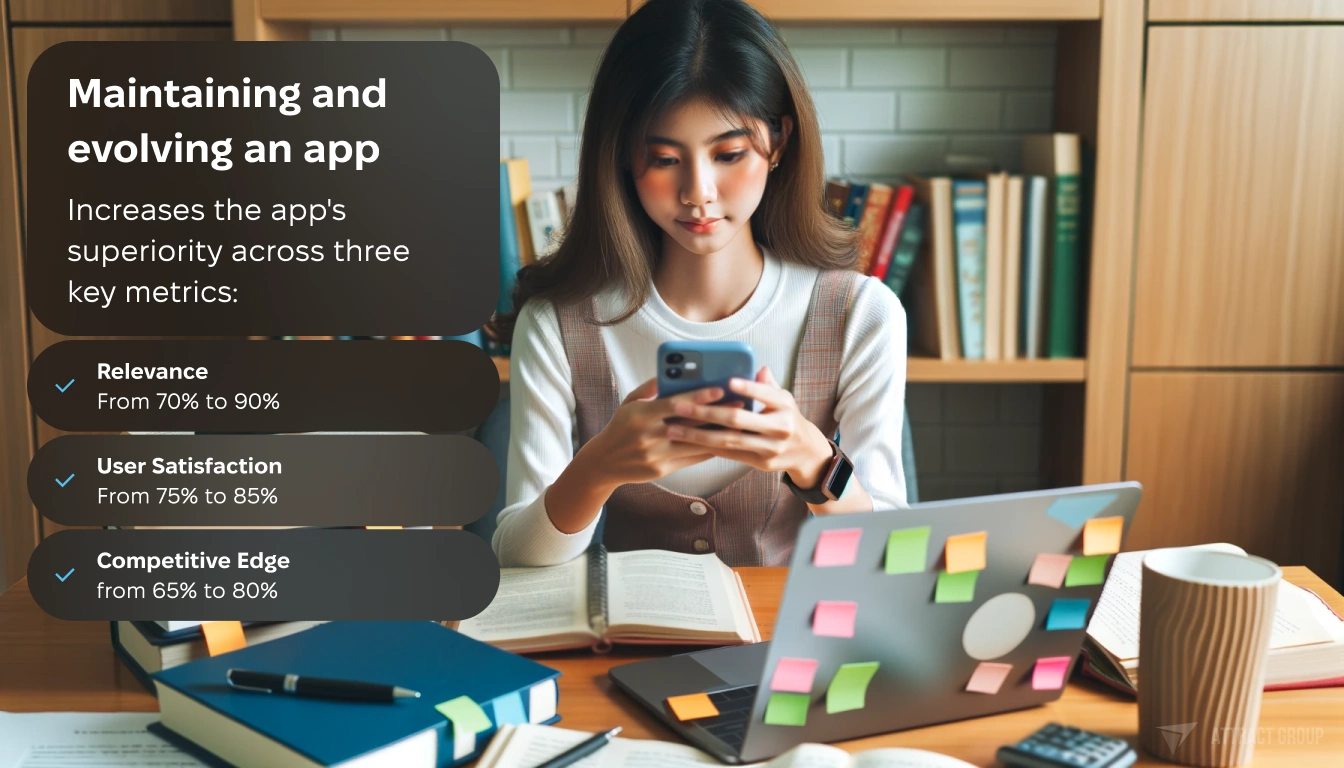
[[1125, 373, 1344, 586], [1133, 27, 1344, 367]]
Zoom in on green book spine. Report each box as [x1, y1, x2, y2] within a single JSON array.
[[1048, 172, 1080, 358]]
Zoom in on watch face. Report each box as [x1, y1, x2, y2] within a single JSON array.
[[825, 455, 854, 499]]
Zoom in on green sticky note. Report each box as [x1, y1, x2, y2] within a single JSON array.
[[826, 661, 880, 714], [935, 569, 978, 603], [885, 526, 931, 574], [763, 692, 809, 726], [1064, 554, 1110, 587], [435, 695, 493, 734]]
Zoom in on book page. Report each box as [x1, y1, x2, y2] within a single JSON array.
[[483, 725, 735, 768], [1086, 543, 1334, 660], [456, 556, 593, 643], [763, 743, 851, 768], [607, 551, 737, 634], [849, 749, 976, 768]]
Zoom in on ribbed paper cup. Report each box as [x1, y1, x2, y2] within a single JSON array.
[[1138, 550, 1281, 766]]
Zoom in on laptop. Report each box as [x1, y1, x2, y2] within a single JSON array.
[[609, 482, 1142, 763]]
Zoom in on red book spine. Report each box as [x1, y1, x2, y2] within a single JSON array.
[[868, 185, 915, 281]]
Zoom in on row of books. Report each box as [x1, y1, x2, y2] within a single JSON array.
[[824, 178, 926, 299], [897, 133, 1088, 361]]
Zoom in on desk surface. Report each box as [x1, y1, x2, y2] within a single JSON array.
[[2, 568, 1342, 766]]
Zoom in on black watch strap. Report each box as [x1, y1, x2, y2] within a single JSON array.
[[783, 439, 853, 504]]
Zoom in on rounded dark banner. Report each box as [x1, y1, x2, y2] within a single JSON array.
[[28, 339, 499, 432], [25, 42, 499, 336], [29, 529, 501, 621], [30, 434, 497, 526]]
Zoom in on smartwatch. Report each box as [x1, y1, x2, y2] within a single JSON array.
[[782, 439, 853, 504]]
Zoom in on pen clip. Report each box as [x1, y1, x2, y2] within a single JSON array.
[[226, 670, 274, 694]]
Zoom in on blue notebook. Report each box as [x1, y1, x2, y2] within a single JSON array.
[[150, 621, 561, 767]]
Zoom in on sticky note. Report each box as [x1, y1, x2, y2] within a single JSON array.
[[966, 662, 1013, 694], [945, 531, 987, 573], [1032, 656, 1073, 690], [763, 692, 809, 726], [812, 601, 858, 638], [885, 526, 930, 574], [200, 621, 246, 656], [814, 528, 863, 567], [436, 695, 493, 735], [1046, 598, 1091, 630], [666, 693, 719, 721], [826, 661, 879, 713], [934, 569, 978, 603], [1083, 516, 1124, 556], [1046, 492, 1118, 529], [453, 728, 476, 760], [1027, 553, 1073, 588], [492, 692, 527, 726], [1064, 554, 1110, 587], [769, 658, 819, 693], [529, 681, 557, 724]]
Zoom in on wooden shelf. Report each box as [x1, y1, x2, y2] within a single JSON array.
[[256, 0, 1098, 24], [259, 0, 626, 23], [907, 357, 1085, 383], [493, 356, 1085, 386]]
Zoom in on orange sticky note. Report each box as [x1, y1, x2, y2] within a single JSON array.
[[200, 621, 246, 656], [666, 693, 719, 721], [945, 531, 987, 573], [1082, 516, 1124, 556]]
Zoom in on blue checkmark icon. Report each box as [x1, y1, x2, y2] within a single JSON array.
[[56, 473, 74, 487], [56, 568, 74, 582], [55, 379, 75, 393]]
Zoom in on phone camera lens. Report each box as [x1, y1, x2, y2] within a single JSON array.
[[665, 367, 682, 379], [666, 353, 685, 364]]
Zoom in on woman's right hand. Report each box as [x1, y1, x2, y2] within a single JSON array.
[[574, 377, 720, 487]]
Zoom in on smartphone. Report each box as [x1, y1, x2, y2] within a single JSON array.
[[657, 341, 757, 424]]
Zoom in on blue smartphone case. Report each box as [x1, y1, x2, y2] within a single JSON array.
[[656, 341, 757, 415]]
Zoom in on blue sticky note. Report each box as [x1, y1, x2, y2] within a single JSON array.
[[1045, 598, 1091, 630], [492, 691, 527, 726], [1045, 492, 1118, 530]]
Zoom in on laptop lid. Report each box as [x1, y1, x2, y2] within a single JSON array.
[[734, 482, 1142, 762]]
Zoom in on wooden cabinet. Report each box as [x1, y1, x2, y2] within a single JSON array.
[[1133, 26, 1344, 368], [1126, 25, 1344, 586], [1125, 373, 1344, 583]]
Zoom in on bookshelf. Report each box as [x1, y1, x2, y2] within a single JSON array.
[[227, 0, 1144, 499]]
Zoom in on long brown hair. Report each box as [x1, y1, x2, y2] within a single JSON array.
[[487, 0, 858, 345]]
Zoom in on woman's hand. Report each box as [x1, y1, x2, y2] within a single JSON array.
[[664, 367, 835, 489], [573, 377, 720, 488]]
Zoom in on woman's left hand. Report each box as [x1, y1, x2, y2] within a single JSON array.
[[665, 366, 834, 488]]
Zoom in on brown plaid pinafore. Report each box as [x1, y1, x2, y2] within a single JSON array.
[[555, 269, 859, 567]]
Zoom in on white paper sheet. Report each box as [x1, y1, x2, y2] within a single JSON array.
[[0, 712, 206, 767]]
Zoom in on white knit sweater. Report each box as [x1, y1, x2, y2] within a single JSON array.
[[492, 250, 909, 566]]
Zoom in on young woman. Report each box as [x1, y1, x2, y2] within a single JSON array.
[[486, 0, 907, 568]]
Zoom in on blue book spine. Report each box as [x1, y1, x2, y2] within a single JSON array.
[[841, 183, 870, 228], [498, 162, 522, 316], [951, 180, 987, 360]]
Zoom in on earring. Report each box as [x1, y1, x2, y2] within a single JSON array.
[[769, 161, 779, 171]]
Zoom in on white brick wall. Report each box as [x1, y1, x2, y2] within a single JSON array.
[[317, 22, 1057, 501]]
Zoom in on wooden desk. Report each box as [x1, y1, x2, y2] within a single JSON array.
[[2, 568, 1342, 766]]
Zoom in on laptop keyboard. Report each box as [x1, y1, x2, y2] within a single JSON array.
[[691, 685, 758, 752]]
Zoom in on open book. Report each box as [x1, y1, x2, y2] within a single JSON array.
[[1083, 543, 1344, 693], [479, 724, 976, 768], [457, 548, 760, 652]]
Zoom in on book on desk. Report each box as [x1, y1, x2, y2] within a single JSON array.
[[149, 620, 561, 767]]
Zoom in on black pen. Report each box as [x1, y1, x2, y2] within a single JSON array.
[[535, 726, 622, 768], [226, 668, 421, 702]]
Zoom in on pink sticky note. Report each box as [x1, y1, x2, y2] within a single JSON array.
[[1032, 656, 1073, 691], [769, 657, 819, 693], [1027, 553, 1073, 588], [814, 528, 863, 567], [813, 601, 858, 638], [966, 662, 1013, 694]]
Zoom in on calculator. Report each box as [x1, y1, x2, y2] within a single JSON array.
[[996, 723, 1137, 768]]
